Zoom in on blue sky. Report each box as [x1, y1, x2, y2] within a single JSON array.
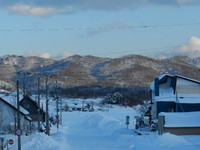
[[0, 0, 200, 59]]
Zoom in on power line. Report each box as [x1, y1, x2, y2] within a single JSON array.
[[0, 22, 200, 32]]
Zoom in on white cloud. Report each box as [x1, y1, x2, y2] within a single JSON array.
[[54, 52, 74, 59], [177, 36, 200, 58], [2, 0, 200, 17], [26, 51, 52, 59], [26, 51, 74, 59], [177, 0, 194, 5], [8, 4, 66, 17]]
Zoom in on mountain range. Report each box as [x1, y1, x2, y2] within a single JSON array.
[[0, 54, 199, 93]]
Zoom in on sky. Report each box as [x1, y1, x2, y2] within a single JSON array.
[[0, 0, 200, 59]]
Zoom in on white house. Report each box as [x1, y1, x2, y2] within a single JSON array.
[[150, 74, 200, 135], [0, 97, 32, 134], [150, 74, 200, 120]]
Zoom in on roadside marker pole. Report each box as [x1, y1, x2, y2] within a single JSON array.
[[45, 75, 50, 135], [17, 81, 21, 150], [38, 77, 41, 132]]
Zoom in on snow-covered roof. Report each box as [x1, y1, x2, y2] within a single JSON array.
[[157, 74, 173, 80], [160, 111, 200, 127], [0, 94, 29, 115], [151, 74, 200, 88], [150, 74, 172, 89]]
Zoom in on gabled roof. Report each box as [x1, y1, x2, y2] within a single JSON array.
[[20, 95, 46, 113], [0, 97, 31, 121], [176, 75, 200, 84], [151, 74, 200, 103], [20, 95, 38, 106], [158, 74, 200, 85], [151, 74, 200, 89]]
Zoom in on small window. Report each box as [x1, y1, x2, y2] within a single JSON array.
[[27, 104, 30, 109]]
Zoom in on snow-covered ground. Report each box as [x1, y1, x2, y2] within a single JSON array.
[[3, 98, 200, 150]]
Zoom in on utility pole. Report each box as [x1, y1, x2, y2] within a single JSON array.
[[23, 72, 26, 97], [60, 99, 62, 126], [55, 80, 59, 131], [45, 75, 50, 135], [17, 81, 21, 150], [37, 77, 41, 132]]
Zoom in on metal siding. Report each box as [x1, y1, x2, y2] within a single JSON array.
[[176, 78, 200, 94]]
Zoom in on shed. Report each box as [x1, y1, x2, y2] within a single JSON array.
[[158, 112, 200, 135]]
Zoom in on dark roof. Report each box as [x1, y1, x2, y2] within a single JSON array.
[[20, 95, 46, 113], [21, 95, 36, 103]]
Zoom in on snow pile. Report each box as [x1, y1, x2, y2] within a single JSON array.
[[9, 133, 62, 150], [157, 133, 189, 147]]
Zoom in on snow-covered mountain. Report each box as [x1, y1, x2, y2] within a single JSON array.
[[0, 54, 199, 93]]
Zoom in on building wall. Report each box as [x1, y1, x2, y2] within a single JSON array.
[[157, 101, 176, 115], [0, 100, 31, 134], [159, 77, 172, 88], [176, 78, 200, 94], [165, 127, 200, 135], [151, 101, 157, 120], [177, 103, 200, 112], [0, 101, 16, 128]]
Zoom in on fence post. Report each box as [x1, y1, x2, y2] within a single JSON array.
[[158, 114, 165, 135]]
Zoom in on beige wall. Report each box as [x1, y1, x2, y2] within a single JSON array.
[[176, 78, 200, 94]]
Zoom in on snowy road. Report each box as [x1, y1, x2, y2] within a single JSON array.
[[56, 108, 136, 150], [7, 105, 200, 150]]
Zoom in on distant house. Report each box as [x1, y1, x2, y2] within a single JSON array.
[[0, 97, 32, 134], [150, 74, 200, 120], [19, 95, 45, 122]]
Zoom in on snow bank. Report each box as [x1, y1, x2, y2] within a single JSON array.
[[9, 133, 62, 150], [157, 133, 189, 147]]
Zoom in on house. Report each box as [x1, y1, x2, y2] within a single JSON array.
[[0, 97, 32, 134], [19, 95, 45, 122], [150, 74, 200, 120]]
